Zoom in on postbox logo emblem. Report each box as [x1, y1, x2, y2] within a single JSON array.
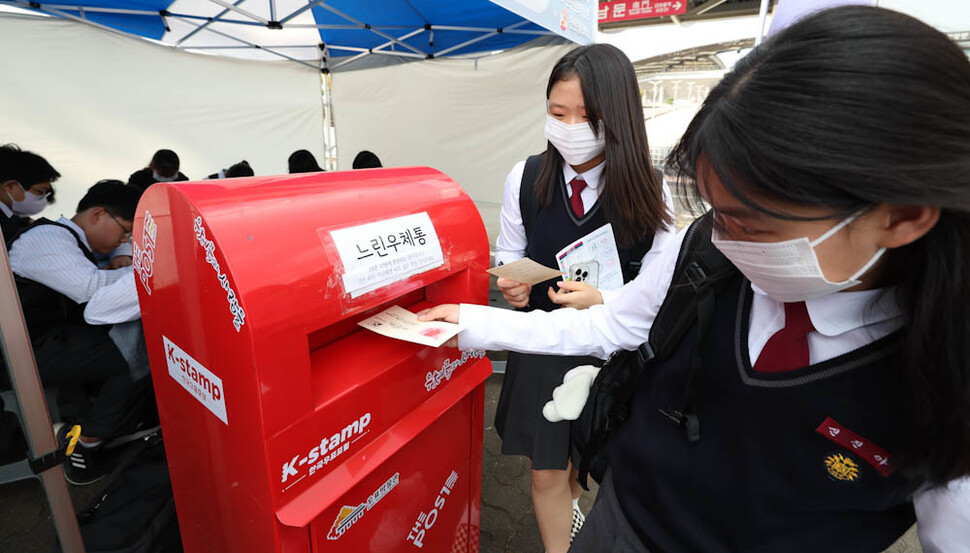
[[163, 336, 228, 425], [327, 472, 399, 540]]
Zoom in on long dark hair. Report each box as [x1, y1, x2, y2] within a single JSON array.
[[536, 44, 669, 248], [667, 6, 970, 486]]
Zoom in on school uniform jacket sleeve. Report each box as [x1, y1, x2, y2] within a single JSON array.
[[494, 161, 528, 267], [8, 225, 126, 304], [458, 227, 689, 359], [83, 269, 141, 325]]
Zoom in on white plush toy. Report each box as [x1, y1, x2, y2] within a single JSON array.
[[542, 365, 602, 422]]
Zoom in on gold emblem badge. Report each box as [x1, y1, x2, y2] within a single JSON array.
[[825, 452, 861, 481]]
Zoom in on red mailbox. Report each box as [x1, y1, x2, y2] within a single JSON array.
[[133, 168, 492, 553]]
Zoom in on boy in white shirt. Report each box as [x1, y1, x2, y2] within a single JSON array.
[[9, 179, 147, 485]]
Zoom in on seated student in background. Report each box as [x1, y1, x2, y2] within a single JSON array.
[[9, 180, 150, 485], [288, 149, 323, 173], [352, 150, 382, 169], [127, 149, 188, 192], [208, 160, 254, 179], [0, 144, 58, 242]]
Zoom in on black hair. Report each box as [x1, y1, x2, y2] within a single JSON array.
[[536, 44, 669, 248], [76, 180, 142, 221], [667, 6, 970, 485], [0, 144, 60, 202], [352, 150, 382, 170], [288, 149, 322, 173], [225, 160, 254, 178], [150, 149, 180, 177]]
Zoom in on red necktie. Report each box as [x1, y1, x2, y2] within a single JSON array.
[[754, 301, 814, 372], [569, 177, 586, 217]]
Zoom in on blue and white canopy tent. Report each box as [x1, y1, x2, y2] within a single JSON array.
[[0, 0, 559, 70]]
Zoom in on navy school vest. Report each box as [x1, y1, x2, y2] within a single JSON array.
[[524, 169, 652, 312], [610, 273, 917, 553]]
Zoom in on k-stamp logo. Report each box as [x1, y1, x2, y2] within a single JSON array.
[[327, 472, 399, 540], [132, 210, 157, 295], [281, 412, 372, 487], [163, 336, 227, 425]]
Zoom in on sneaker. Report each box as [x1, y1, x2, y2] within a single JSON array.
[[56, 424, 111, 486], [570, 504, 586, 543]]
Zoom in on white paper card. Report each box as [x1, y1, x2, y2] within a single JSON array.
[[555, 224, 624, 291], [357, 305, 463, 348], [330, 213, 444, 298], [486, 257, 564, 285]]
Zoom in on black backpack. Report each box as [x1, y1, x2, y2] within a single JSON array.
[[571, 212, 737, 489], [56, 431, 183, 553]]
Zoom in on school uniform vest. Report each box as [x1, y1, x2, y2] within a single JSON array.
[[524, 171, 652, 312], [611, 272, 917, 553], [1, 210, 30, 247], [10, 219, 98, 341]]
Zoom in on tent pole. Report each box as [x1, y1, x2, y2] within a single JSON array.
[[320, 53, 337, 171], [755, 0, 770, 45], [435, 20, 529, 57], [206, 0, 268, 25], [279, 0, 326, 25], [175, 0, 247, 45], [0, 236, 86, 553], [315, 3, 427, 56]]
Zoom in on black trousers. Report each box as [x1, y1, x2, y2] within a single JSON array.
[[33, 323, 145, 439]]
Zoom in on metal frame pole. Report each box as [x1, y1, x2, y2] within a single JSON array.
[[0, 235, 84, 553], [754, 0, 770, 45]]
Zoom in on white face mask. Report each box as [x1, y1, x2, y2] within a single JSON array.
[[711, 210, 886, 303], [7, 187, 48, 217], [152, 171, 177, 182], [544, 115, 606, 166]]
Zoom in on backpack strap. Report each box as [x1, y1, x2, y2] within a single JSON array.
[[9, 217, 97, 264], [602, 212, 736, 441], [648, 211, 734, 359], [518, 153, 544, 243]]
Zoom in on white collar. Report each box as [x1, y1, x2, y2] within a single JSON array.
[[562, 160, 605, 190], [0, 202, 12, 218], [57, 216, 94, 253], [752, 284, 902, 336]]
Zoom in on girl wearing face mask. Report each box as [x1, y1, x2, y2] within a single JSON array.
[[423, 7, 970, 552], [492, 44, 674, 553], [0, 144, 58, 244]]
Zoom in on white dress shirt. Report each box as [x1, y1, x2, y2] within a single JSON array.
[[460, 226, 970, 550], [0, 202, 12, 218], [9, 217, 141, 324], [493, 160, 679, 284]]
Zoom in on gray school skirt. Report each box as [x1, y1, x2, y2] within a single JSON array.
[[569, 471, 651, 553]]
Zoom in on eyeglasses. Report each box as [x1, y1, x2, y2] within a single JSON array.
[[107, 212, 133, 240]]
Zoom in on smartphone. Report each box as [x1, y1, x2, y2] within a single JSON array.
[[567, 260, 599, 288]]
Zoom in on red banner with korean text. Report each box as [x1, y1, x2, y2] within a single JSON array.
[[599, 0, 687, 24]]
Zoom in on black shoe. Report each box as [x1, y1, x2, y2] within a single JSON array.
[[56, 424, 111, 486]]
